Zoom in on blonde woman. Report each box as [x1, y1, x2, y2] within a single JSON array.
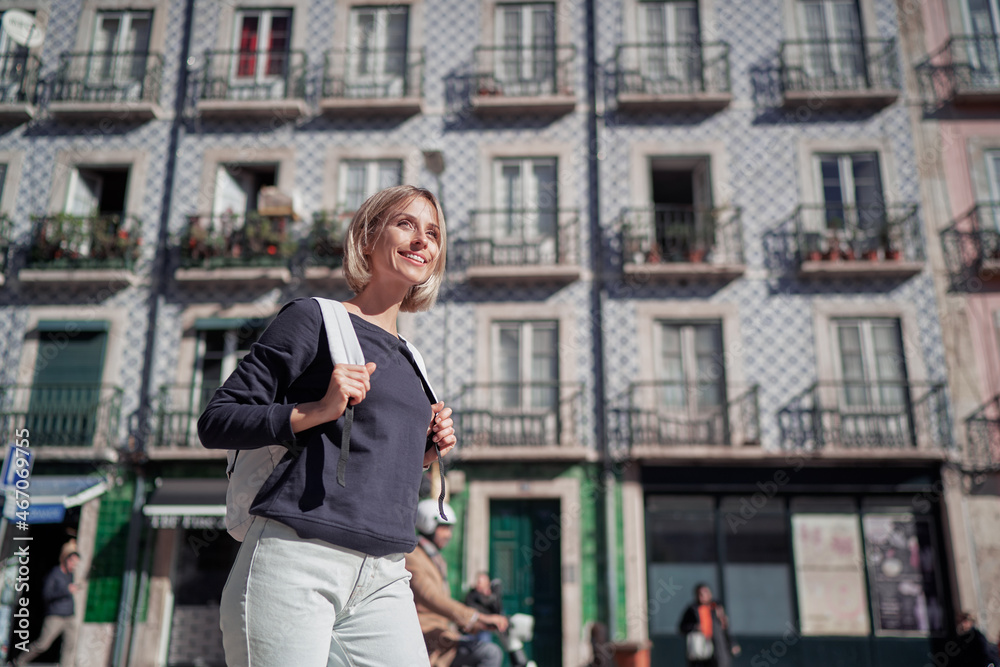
[[199, 185, 456, 667]]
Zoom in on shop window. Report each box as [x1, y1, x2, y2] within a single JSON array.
[[645, 496, 718, 636], [720, 496, 795, 636]]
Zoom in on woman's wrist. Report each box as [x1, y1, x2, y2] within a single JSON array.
[[463, 611, 479, 632]]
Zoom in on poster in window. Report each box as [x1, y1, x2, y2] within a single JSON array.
[[862, 513, 944, 636], [791, 514, 870, 636]]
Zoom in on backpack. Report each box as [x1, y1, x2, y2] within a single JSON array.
[[224, 297, 438, 541]]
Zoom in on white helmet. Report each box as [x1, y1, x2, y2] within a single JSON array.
[[415, 498, 455, 536]]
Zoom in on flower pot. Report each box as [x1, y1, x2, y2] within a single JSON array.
[[686, 248, 706, 263], [807, 250, 823, 262], [884, 248, 901, 261], [863, 249, 879, 261], [842, 247, 856, 261]]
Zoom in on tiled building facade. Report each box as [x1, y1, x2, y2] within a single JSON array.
[[0, 0, 995, 666]]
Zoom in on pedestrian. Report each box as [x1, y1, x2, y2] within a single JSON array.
[[677, 583, 740, 667], [11, 550, 80, 667], [406, 499, 509, 667], [199, 185, 457, 667], [955, 611, 1000, 667]]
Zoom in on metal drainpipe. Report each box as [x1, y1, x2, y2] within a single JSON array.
[[582, 0, 616, 640], [113, 0, 196, 663]]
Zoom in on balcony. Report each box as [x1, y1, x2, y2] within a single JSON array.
[[917, 35, 1000, 107], [615, 383, 760, 458], [451, 382, 587, 460], [620, 205, 745, 282], [176, 212, 295, 284], [0, 384, 123, 458], [455, 208, 580, 284], [966, 395, 1000, 471], [20, 213, 141, 285], [49, 51, 163, 121], [303, 210, 347, 284], [196, 50, 308, 119], [615, 42, 732, 112], [940, 203, 1000, 289], [470, 45, 576, 116], [779, 38, 899, 109], [0, 53, 39, 122], [320, 48, 423, 116], [791, 203, 924, 278], [778, 381, 952, 456], [149, 384, 226, 459]]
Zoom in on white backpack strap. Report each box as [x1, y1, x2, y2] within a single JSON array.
[[401, 337, 437, 404], [313, 297, 365, 365]]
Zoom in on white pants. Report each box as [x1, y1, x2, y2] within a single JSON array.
[[220, 517, 430, 667]]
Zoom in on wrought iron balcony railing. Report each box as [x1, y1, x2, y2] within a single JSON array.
[[452, 382, 583, 449], [0, 384, 123, 448], [27, 213, 141, 270], [966, 395, 1000, 471], [620, 205, 744, 266], [198, 49, 306, 101], [457, 208, 579, 269], [52, 51, 163, 103], [917, 34, 1000, 105], [940, 203, 1000, 288], [780, 38, 899, 96], [181, 212, 296, 269], [322, 48, 423, 99], [618, 382, 760, 448], [615, 42, 731, 97], [473, 44, 575, 97], [151, 384, 218, 449], [0, 52, 40, 104], [778, 381, 952, 452], [792, 203, 923, 264]]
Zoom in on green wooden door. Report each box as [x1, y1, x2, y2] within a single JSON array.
[[28, 327, 108, 446], [490, 499, 562, 667]]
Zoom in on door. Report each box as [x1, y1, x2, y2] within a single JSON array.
[[798, 0, 864, 88], [653, 321, 726, 444], [347, 6, 409, 97], [816, 153, 884, 251], [493, 158, 558, 263], [495, 3, 556, 95], [964, 0, 1000, 86], [641, 1, 700, 90], [89, 11, 152, 98], [490, 499, 562, 667], [493, 320, 559, 444], [27, 325, 108, 447]]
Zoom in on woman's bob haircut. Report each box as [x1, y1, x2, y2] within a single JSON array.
[[343, 185, 447, 312]]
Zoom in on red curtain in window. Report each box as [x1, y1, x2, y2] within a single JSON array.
[[237, 16, 259, 77], [266, 15, 290, 76]]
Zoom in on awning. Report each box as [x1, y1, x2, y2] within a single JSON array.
[[143, 478, 228, 530], [3, 475, 109, 524]]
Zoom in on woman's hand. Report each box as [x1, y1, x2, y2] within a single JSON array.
[[290, 362, 376, 434], [423, 402, 456, 467]]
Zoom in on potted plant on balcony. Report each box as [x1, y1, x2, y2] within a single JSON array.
[[686, 244, 707, 263], [822, 232, 841, 261], [880, 227, 901, 261]]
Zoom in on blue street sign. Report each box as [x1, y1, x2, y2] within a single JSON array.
[[0, 444, 30, 491]]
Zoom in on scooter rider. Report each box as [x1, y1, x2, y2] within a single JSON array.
[[405, 499, 509, 667]]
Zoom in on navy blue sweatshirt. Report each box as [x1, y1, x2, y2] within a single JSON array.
[[198, 298, 433, 556], [42, 566, 74, 617]]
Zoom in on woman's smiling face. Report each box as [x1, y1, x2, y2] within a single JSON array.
[[366, 195, 442, 288]]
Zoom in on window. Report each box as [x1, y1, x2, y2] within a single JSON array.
[[339, 159, 402, 211], [493, 320, 558, 411], [639, 1, 700, 85], [347, 6, 409, 96], [963, 0, 1000, 85], [193, 319, 269, 413], [0, 11, 33, 101], [232, 9, 292, 90], [651, 321, 726, 443], [649, 157, 712, 260], [62, 167, 129, 256], [798, 0, 864, 85], [494, 3, 556, 94], [986, 149, 1000, 229], [834, 318, 907, 408], [816, 152, 883, 231], [27, 322, 109, 447], [89, 10, 152, 95], [213, 164, 277, 219], [492, 157, 557, 246]]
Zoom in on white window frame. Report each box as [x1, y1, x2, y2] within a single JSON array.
[[638, 1, 701, 84], [491, 156, 558, 242], [200, 147, 296, 231], [830, 317, 907, 409], [338, 159, 403, 212], [493, 2, 556, 90], [61, 163, 134, 256], [89, 9, 153, 90], [491, 319, 559, 412], [230, 8, 293, 90], [987, 149, 1000, 202], [652, 320, 726, 414], [192, 321, 267, 411]]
